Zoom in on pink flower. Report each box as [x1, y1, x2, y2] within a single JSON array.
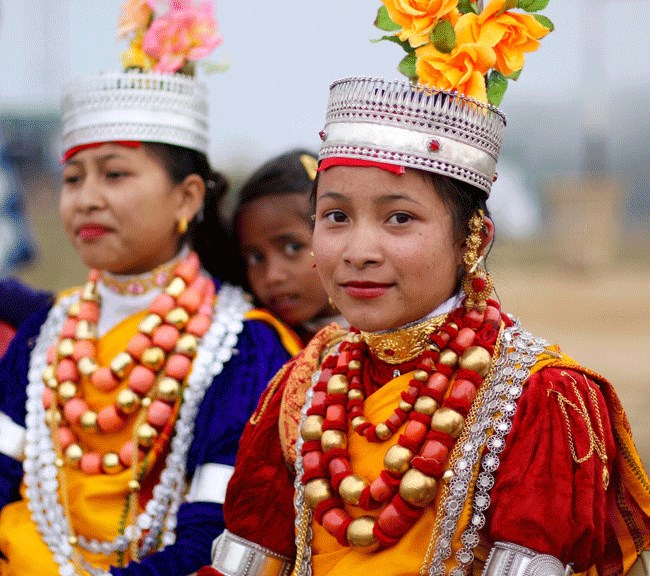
[[142, 1, 222, 72]]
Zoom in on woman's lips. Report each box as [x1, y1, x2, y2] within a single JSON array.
[[341, 281, 392, 299], [77, 224, 111, 240]]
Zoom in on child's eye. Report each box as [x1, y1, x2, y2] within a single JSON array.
[[284, 242, 304, 257], [325, 211, 347, 224], [245, 251, 263, 266], [388, 212, 413, 225]]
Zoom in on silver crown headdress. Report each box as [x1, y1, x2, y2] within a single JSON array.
[[318, 77, 506, 195], [62, 71, 209, 156]]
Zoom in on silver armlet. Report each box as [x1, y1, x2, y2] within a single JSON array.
[[482, 542, 574, 576], [209, 529, 294, 576]]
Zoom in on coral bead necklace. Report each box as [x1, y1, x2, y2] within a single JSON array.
[[299, 299, 503, 550], [41, 251, 215, 476]]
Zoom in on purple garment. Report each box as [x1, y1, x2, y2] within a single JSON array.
[[0, 294, 292, 575], [0, 278, 52, 328]]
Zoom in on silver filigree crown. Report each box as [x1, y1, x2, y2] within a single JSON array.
[[318, 77, 507, 195], [62, 71, 209, 156]]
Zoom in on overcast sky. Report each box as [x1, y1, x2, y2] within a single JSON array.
[[1, 0, 649, 168]]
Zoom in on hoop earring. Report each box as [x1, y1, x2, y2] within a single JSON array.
[[462, 210, 493, 311], [177, 217, 188, 235]]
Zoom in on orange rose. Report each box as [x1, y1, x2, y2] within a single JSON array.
[[382, 0, 458, 48], [456, 0, 550, 76], [415, 42, 496, 102]]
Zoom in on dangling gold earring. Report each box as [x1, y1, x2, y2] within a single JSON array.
[[177, 217, 188, 235], [328, 297, 338, 311], [462, 210, 493, 311]]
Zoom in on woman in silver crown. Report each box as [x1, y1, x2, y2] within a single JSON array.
[[201, 1, 650, 575], [0, 3, 298, 575]]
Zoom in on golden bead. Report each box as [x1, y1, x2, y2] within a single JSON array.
[[175, 334, 199, 357], [101, 452, 123, 474], [327, 374, 349, 395], [75, 320, 97, 340], [300, 415, 324, 442], [413, 369, 429, 382], [81, 283, 100, 303], [348, 389, 364, 401], [157, 377, 181, 402], [348, 359, 361, 371], [398, 400, 413, 413], [384, 444, 414, 475], [459, 346, 492, 377], [57, 338, 75, 358], [339, 474, 367, 505], [399, 468, 438, 507], [346, 516, 379, 551], [110, 351, 134, 379], [141, 396, 152, 408], [448, 322, 458, 330], [42, 365, 56, 386], [79, 410, 98, 431], [68, 535, 78, 546], [57, 381, 78, 403], [45, 409, 62, 426], [67, 302, 81, 317], [430, 407, 465, 438], [138, 313, 163, 335], [141, 347, 166, 371], [429, 342, 441, 352], [45, 374, 59, 390], [442, 469, 454, 484], [375, 423, 392, 441], [55, 457, 64, 468], [65, 443, 83, 466], [321, 429, 347, 452], [351, 416, 368, 431], [414, 396, 439, 416], [137, 423, 158, 448], [77, 357, 98, 378], [303, 478, 332, 508], [116, 389, 140, 414], [128, 479, 141, 492], [165, 277, 187, 298], [438, 348, 458, 367], [165, 307, 190, 330]]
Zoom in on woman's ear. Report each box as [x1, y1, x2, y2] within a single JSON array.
[[481, 215, 495, 254], [177, 174, 206, 223]]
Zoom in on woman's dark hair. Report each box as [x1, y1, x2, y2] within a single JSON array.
[[143, 142, 243, 284], [235, 148, 317, 221]]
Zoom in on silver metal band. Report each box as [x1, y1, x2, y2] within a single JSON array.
[[210, 530, 293, 576], [482, 542, 573, 576]]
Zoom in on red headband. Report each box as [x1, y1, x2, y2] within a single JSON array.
[[62, 141, 141, 163], [317, 157, 406, 175]]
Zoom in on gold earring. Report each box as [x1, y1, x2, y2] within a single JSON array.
[[177, 217, 188, 235], [310, 251, 315, 257], [328, 297, 337, 311], [462, 210, 493, 311]]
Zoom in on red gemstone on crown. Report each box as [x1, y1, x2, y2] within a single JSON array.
[[428, 139, 440, 152], [319, 130, 327, 141]]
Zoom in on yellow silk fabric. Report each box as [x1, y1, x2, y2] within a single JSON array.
[[0, 310, 151, 574], [244, 309, 302, 357]]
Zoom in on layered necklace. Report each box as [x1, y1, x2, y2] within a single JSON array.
[[24, 252, 251, 575], [297, 299, 503, 551]]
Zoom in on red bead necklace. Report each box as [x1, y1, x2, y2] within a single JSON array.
[[299, 300, 503, 550], [41, 251, 215, 475]]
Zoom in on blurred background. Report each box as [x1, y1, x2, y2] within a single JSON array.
[[1, 1, 648, 466]]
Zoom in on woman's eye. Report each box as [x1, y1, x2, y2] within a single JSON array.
[[388, 212, 413, 225], [106, 171, 128, 180], [283, 242, 304, 257], [63, 174, 80, 185], [325, 211, 347, 224]]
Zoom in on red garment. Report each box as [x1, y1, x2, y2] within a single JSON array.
[[221, 327, 650, 574]]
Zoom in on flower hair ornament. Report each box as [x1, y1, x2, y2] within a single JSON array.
[[374, 0, 554, 106]]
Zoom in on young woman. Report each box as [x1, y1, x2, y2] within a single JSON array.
[[233, 150, 346, 345], [201, 2, 650, 575], [0, 3, 295, 575]]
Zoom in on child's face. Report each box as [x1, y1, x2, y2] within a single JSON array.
[[313, 166, 463, 332], [237, 193, 331, 327]]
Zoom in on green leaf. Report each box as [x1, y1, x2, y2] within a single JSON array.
[[507, 69, 521, 80], [431, 20, 456, 54], [517, 0, 550, 12], [487, 71, 508, 106], [457, 0, 478, 14], [375, 5, 401, 32], [398, 53, 417, 82], [370, 34, 414, 54], [534, 14, 555, 31], [503, 0, 519, 11]]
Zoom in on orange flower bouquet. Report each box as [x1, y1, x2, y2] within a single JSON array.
[[375, 0, 553, 105]]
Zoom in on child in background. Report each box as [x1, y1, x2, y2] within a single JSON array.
[[233, 149, 347, 345]]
